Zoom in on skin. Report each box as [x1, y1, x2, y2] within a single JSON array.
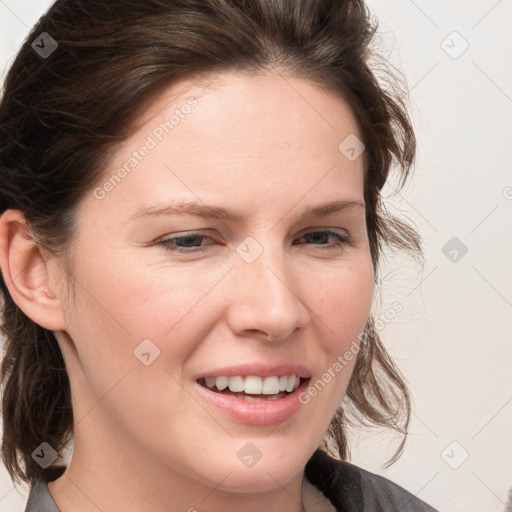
[[0, 70, 374, 511]]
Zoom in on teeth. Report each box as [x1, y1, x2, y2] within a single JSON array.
[[228, 376, 244, 393], [237, 394, 266, 402], [285, 375, 296, 393], [214, 376, 228, 391], [262, 376, 280, 394], [235, 392, 285, 402], [206, 375, 302, 394], [243, 376, 262, 394]]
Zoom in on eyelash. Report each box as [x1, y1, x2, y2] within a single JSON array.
[[158, 230, 353, 254]]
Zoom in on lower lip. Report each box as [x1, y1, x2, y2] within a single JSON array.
[[194, 379, 309, 426]]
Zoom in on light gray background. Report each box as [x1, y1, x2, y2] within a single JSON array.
[[1, 1, 511, 511]]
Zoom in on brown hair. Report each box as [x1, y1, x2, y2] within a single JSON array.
[[0, 0, 422, 486]]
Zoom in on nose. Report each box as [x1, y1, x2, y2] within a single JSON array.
[[226, 242, 309, 342]]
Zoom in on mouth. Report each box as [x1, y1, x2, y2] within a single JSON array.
[[196, 375, 310, 402]]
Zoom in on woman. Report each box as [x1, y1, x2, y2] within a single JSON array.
[[0, 0, 438, 510]]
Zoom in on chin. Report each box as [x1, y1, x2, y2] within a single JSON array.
[[202, 443, 306, 492], [212, 463, 301, 494]]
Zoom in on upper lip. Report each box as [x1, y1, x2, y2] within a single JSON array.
[[195, 363, 311, 380]]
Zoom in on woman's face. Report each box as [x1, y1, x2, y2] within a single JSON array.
[[53, 71, 374, 492]]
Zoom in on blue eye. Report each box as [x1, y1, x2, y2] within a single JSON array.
[[159, 233, 211, 253], [294, 230, 351, 248], [158, 230, 352, 254]]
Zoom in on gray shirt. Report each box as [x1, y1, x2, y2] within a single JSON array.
[[23, 449, 439, 511]]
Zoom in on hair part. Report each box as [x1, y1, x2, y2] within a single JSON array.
[[0, 0, 422, 485]]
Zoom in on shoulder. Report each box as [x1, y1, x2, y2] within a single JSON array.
[[23, 465, 65, 512], [305, 449, 439, 512]]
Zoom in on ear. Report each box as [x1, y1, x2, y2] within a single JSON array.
[[0, 209, 67, 331]]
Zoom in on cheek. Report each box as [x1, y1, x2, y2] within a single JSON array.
[[311, 261, 374, 348], [62, 260, 204, 427], [64, 252, 230, 393], [68, 252, 206, 337], [295, 262, 373, 437]]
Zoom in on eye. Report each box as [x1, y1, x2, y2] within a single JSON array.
[[157, 229, 352, 254], [158, 233, 212, 253], [293, 229, 352, 250]]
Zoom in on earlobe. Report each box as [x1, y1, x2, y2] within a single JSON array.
[[0, 209, 67, 331]]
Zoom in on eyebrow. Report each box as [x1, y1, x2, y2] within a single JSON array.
[[130, 199, 365, 222]]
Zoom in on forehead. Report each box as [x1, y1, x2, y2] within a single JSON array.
[[127, 69, 362, 150], [84, 70, 366, 224]]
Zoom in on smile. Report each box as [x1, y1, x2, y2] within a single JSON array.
[[195, 375, 311, 425], [198, 374, 303, 398]]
